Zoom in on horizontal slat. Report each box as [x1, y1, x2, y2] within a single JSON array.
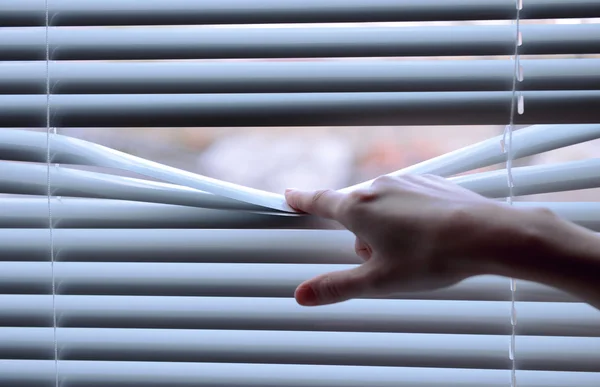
[[2, 159, 597, 210], [0, 129, 292, 212], [4, 59, 600, 94], [2, 295, 599, 336], [1, 328, 599, 372], [0, 295, 509, 333], [0, 229, 358, 263], [0, 198, 327, 229], [3, 0, 600, 27], [5, 361, 599, 387], [0, 162, 264, 211], [1, 228, 596, 265], [2, 91, 599, 127], [0, 261, 573, 302], [0, 329, 511, 368], [453, 158, 600, 198], [2, 24, 599, 61], [0, 198, 596, 231], [0, 159, 600, 214]]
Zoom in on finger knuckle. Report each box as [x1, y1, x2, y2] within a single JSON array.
[[355, 246, 371, 260], [445, 206, 477, 230], [318, 274, 343, 303], [372, 175, 396, 187], [423, 173, 445, 181], [342, 189, 373, 217], [401, 173, 420, 182], [363, 266, 389, 291], [347, 189, 372, 204], [311, 189, 332, 208]]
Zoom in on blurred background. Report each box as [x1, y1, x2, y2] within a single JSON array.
[[39, 123, 600, 202]]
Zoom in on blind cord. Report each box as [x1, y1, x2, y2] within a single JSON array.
[[503, 0, 523, 386], [45, 2, 59, 387]]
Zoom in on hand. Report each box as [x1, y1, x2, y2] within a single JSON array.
[[285, 174, 524, 306]]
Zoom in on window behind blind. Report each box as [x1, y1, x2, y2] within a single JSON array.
[[1, 1, 600, 386]]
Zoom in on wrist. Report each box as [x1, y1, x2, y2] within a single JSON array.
[[436, 202, 538, 278], [454, 202, 600, 309], [481, 205, 600, 282]]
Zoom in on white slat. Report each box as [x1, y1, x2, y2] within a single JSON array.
[[1, 295, 598, 337], [0, 328, 598, 372], [2, 360, 600, 387], [0, 261, 572, 302]]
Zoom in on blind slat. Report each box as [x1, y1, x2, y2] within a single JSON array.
[[0, 198, 323, 229], [0, 328, 512, 369], [1, 228, 598, 265], [6, 360, 590, 387], [0, 262, 571, 302], [2, 159, 598, 210], [3, 24, 600, 61], [4, 59, 600, 94], [0, 162, 261, 211], [451, 158, 600, 198], [3, 0, 600, 26], [2, 91, 599, 128], [0, 229, 358, 264], [0, 296, 513, 334], [3, 295, 599, 336], [2, 328, 599, 372], [1, 198, 597, 232]]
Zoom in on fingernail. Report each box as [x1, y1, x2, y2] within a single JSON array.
[[295, 284, 318, 306], [285, 188, 297, 194]]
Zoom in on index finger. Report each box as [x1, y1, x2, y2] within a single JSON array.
[[285, 189, 345, 220]]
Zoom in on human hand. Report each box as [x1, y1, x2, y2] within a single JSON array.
[[285, 174, 523, 306]]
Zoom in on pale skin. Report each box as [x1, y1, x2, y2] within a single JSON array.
[[284, 174, 600, 310]]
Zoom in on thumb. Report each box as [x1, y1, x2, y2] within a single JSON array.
[[294, 264, 374, 306]]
